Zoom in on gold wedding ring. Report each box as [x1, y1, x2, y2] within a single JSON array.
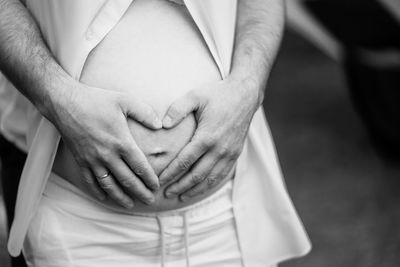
[[96, 172, 110, 180]]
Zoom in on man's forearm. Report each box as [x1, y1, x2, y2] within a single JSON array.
[[230, 0, 285, 107], [0, 0, 74, 121], [0, 0, 163, 208]]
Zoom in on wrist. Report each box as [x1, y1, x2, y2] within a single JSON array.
[[38, 70, 79, 124], [227, 71, 264, 110]]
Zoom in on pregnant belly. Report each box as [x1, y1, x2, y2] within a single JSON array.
[[52, 0, 232, 212]]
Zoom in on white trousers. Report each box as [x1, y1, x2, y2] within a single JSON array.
[[23, 173, 255, 267]]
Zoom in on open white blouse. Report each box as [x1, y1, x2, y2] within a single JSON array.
[[8, 1, 311, 266]]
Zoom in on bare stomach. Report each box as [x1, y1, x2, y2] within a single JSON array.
[[52, 0, 234, 212]]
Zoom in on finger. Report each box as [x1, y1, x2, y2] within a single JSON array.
[[92, 166, 135, 209], [164, 154, 217, 198], [80, 167, 106, 201], [121, 137, 160, 191], [106, 159, 155, 205], [163, 91, 199, 128], [180, 159, 236, 201], [120, 95, 162, 129], [159, 136, 208, 186]]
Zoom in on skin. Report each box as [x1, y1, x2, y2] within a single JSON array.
[[0, 0, 285, 208], [53, 0, 233, 212], [159, 0, 285, 200], [0, 0, 161, 208]]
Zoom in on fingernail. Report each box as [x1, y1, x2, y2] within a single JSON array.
[[159, 178, 168, 186], [159, 174, 169, 186], [153, 118, 163, 129], [125, 201, 135, 209], [163, 115, 173, 128], [151, 182, 160, 191], [165, 191, 175, 199], [145, 196, 156, 205]]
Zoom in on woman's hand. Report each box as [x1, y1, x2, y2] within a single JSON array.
[[49, 82, 162, 208], [159, 77, 260, 200]]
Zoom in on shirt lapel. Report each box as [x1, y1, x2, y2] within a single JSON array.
[[184, 0, 237, 79]]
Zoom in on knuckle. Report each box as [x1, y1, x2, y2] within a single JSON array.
[[115, 141, 129, 154], [206, 174, 218, 186], [121, 197, 132, 206], [188, 186, 200, 196], [217, 145, 230, 158], [98, 179, 113, 190], [222, 147, 241, 160], [190, 172, 204, 184], [83, 176, 94, 184], [176, 157, 192, 171], [140, 194, 155, 205], [133, 164, 146, 176], [202, 135, 217, 148], [98, 149, 113, 161], [119, 178, 134, 189], [114, 195, 130, 206]]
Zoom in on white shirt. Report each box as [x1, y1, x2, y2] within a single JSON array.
[[1, 0, 399, 153], [8, 1, 311, 266], [0, 74, 29, 151]]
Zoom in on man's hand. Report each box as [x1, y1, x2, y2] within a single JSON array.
[[159, 77, 259, 200], [51, 82, 162, 208], [0, 0, 164, 209], [158, 0, 285, 200]]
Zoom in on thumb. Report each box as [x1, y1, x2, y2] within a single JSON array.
[[163, 92, 200, 128], [119, 95, 162, 130]]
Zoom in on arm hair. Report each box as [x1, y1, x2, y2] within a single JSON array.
[[0, 0, 74, 120], [231, 0, 285, 106]]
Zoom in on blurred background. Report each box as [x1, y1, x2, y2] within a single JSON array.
[[1, 0, 400, 266]]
